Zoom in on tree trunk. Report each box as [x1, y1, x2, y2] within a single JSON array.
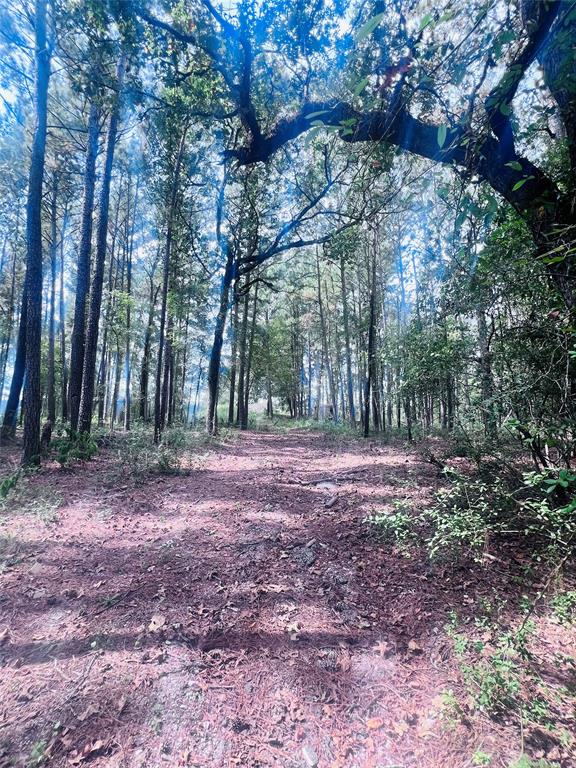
[[227, 294, 239, 425], [340, 254, 355, 425], [47, 172, 58, 425], [78, 57, 125, 434], [124, 180, 137, 431], [236, 287, 249, 428], [69, 100, 99, 431], [22, 0, 50, 464], [242, 279, 259, 429], [1, 286, 26, 442], [0, 243, 18, 412], [154, 124, 187, 443], [140, 280, 159, 422], [59, 206, 68, 421], [206, 243, 235, 435], [476, 308, 498, 440], [316, 251, 338, 421]]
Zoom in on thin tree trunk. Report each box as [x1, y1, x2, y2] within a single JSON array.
[[316, 251, 337, 420], [0, 244, 18, 409], [69, 100, 100, 431], [47, 172, 58, 425], [59, 205, 68, 421], [236, 286, 249, 428], [1, 287, 26, 441], [340, 254, 355, 425], [206, 243, 235, 435], [477, 308, 498, 440], [363, 233, 379, 438], [78, 56, 125, 433], [154, 125, 187, 443], [140, 280, 159, 422], [227, 293, 239, 425], [242, 279, 259, 429], [124, 180, 137, 431]]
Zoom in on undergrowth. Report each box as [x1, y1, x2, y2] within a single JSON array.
[[366, 458, 576, 764]]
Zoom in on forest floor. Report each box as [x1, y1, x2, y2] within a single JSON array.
[[0, 427, 574, 768]]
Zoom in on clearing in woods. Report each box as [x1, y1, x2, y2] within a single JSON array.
[[0, 430, 574, 767]]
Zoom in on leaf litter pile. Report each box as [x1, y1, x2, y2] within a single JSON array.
[[0, 431, 574, 767]]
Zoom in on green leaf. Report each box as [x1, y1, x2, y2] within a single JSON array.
[[355, 12, 385, 42], [305, 126, 322, 145], [306, 110, 330, 120], [512, 175, 534, 191], [505, 161, 523, 171], [499, 102, 512, 116], [437, 124, 448, 148], [352, 77, 369, 97], [419, 12, 433, 31]]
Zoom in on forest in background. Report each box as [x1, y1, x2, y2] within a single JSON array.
[[0, 1, 576, 766], [0, 0, 573, 465]]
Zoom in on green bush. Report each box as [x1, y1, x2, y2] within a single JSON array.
[[425, 473, 513, 562], [423, 468, 575, 563], [365, 500, 416, 548], [51, 430, 98, 467]]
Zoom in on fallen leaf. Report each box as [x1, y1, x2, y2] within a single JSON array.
[[392, 719, 409, 736], [373, 640, 391, 657], [302, 745, 318, 767], [407, 639, 423, 653], [366, 717, 384, 730], [148, 613, 166, 632], [77, 704, 99, 722], [286, 621, 300, 639]]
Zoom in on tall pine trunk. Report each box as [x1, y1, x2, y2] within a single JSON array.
[[22, 0, 50, 464], [236, 287, 249, 428], [242, 280, 259, 429], [206, 244, 235, 434], [227, 295, 239, 425], [59, 206, 68, 421], [78, 56, 125, 434], [47, 172, 58, 425], [69, 100, 100, 431], [154, 125, 187, 443]]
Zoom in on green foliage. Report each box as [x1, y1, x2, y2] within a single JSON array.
[[26, 739, 47, 767], [423, 468, 576, 563], [52, 430, 98, 467], [0, 469, 20, 499], [507, 758, 559, 768], [365, 500, 416, 548], [425, 473, 513, 562], [551, 590, 576, 624]]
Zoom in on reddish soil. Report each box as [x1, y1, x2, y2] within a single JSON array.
[[0, 430, 574, 768]]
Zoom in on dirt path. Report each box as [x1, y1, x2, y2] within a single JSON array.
[[0, 431, 571, 767]]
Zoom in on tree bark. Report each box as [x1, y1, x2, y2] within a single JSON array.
[[242, 279, 259, 428], [154, 125, 187, 443], [227, 293, 239, 425], [59, 205, 68, 421], [316, 251, 337, 421], [69, 100, 100, 431], [236, 287, 249, 428], [340, 254, 355, 425], [205, 243, 236, 435], [47, 172, 58, 425], [78, 56, 125, 434], [22, 0, 50, 464], [140, 280, 159, 422]]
